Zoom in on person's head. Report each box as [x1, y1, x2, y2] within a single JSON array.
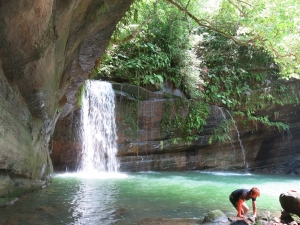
[[249, 187, 260, 198]]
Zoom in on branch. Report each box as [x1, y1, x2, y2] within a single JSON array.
[[186, 0, 191, 9], [227, 0, 246, 17], [236, 0, 253, 7], [270, 45, 299, 62], [165, 0, 254, 46]]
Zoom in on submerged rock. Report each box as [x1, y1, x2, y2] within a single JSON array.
[[36, 206, 58, 215], [111, 207, 127, 217]]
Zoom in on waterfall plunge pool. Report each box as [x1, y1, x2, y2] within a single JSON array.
[[0, 171, 299, 225]]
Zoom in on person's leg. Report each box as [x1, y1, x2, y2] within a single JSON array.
[[241, 202, 249, 215]]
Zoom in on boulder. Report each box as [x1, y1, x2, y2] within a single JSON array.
[[203, 209, 229, 224], [279, 190, 300, 217]]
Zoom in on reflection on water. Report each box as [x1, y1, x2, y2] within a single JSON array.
[[71, 179, 117, 224], [0, 171, 299, 225]]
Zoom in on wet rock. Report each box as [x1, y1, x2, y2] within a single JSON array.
[[3, 215, 19, 225], [258, 211, 272, 221], [133, 209, 295, 225], [36, 205, 58, 215], [228, 217, 252, 225], [203, 209, 229, 224], [5, 197, 19, 207], [24, 214, 40, 225], [137, 217, 202, 225], [111, 207, 127, 217], [272, 216, 281, 223], [280, 210, 294, 223], [255, 220, 269, 225], [279, 191, 300, 217], [289, 221, 298, 225]]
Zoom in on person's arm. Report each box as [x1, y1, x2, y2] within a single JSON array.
[[252, 200, 257, 217], [237, 198, 245, 218]]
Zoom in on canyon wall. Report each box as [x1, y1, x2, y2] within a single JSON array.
[[0, 0, 133, 199], [51, 82, 300, 175]]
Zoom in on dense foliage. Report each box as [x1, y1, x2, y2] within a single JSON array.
[[88, 0, 300, 142], [167, 0, 300, 77], [161, 99, 210, 143], [197, 28, 292, 141], [197, 27, 281, 109], [96, 0, 197, 97]]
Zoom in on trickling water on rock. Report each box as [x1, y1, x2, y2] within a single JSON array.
[[224, 109, 247, 169], [78, 80, 119, 173], [218, 107, 236, 154], [218, 107, 247, 169]]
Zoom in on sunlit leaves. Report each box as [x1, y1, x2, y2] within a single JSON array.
[[166, 0, 300, 77]]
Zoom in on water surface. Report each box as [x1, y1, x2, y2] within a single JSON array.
[[0, 171, 299, 225]]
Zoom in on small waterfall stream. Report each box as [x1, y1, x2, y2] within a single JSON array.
[[219, 107, 247, 169], [79, 80, 119, 173], [218, 107, 236, 153], [225, 109, 247, 169]]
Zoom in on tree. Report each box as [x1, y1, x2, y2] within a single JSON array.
[[96, 0, 199, 97], [165, 0, 300, 77]]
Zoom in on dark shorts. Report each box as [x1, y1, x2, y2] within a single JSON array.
[[229, 195, 237, 207]]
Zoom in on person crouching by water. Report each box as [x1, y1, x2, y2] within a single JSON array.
[[229, 187, 260, 218]]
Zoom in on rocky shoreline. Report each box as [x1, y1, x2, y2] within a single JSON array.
[[135, 209, 300, 225]]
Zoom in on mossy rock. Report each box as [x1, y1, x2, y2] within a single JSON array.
[[203, 209, 229, 223]]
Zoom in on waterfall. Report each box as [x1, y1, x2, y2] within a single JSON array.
[[224, 109, 247, 169], [218, 107, 236, 153], [78, 80, 119, 173]]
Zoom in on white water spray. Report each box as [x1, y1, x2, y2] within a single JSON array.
[[79, 80, 119, 174]]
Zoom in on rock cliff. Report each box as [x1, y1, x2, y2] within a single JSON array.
[[0, 0, 133, 199], [51, 81, 300, 175]]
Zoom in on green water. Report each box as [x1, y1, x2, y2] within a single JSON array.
[[0, 171, 299, 225]]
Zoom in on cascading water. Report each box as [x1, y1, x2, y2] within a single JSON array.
[[224, 108, 247, 169], [218, 107, 247, 169], [217, 107, 236, 153], [78, 80, 119, 174]]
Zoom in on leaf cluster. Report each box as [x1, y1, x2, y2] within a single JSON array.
[[197, 28, 280, 109], [161, 99, 210, 143], [96, 1, 197, 94]]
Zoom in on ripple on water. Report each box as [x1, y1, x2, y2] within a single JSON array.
[[0, 171, 298, 225]]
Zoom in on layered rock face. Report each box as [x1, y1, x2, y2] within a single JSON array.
[[51, 81, 300, 175], [0, 0, 133, 198], [114, 82, 300, 174]]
